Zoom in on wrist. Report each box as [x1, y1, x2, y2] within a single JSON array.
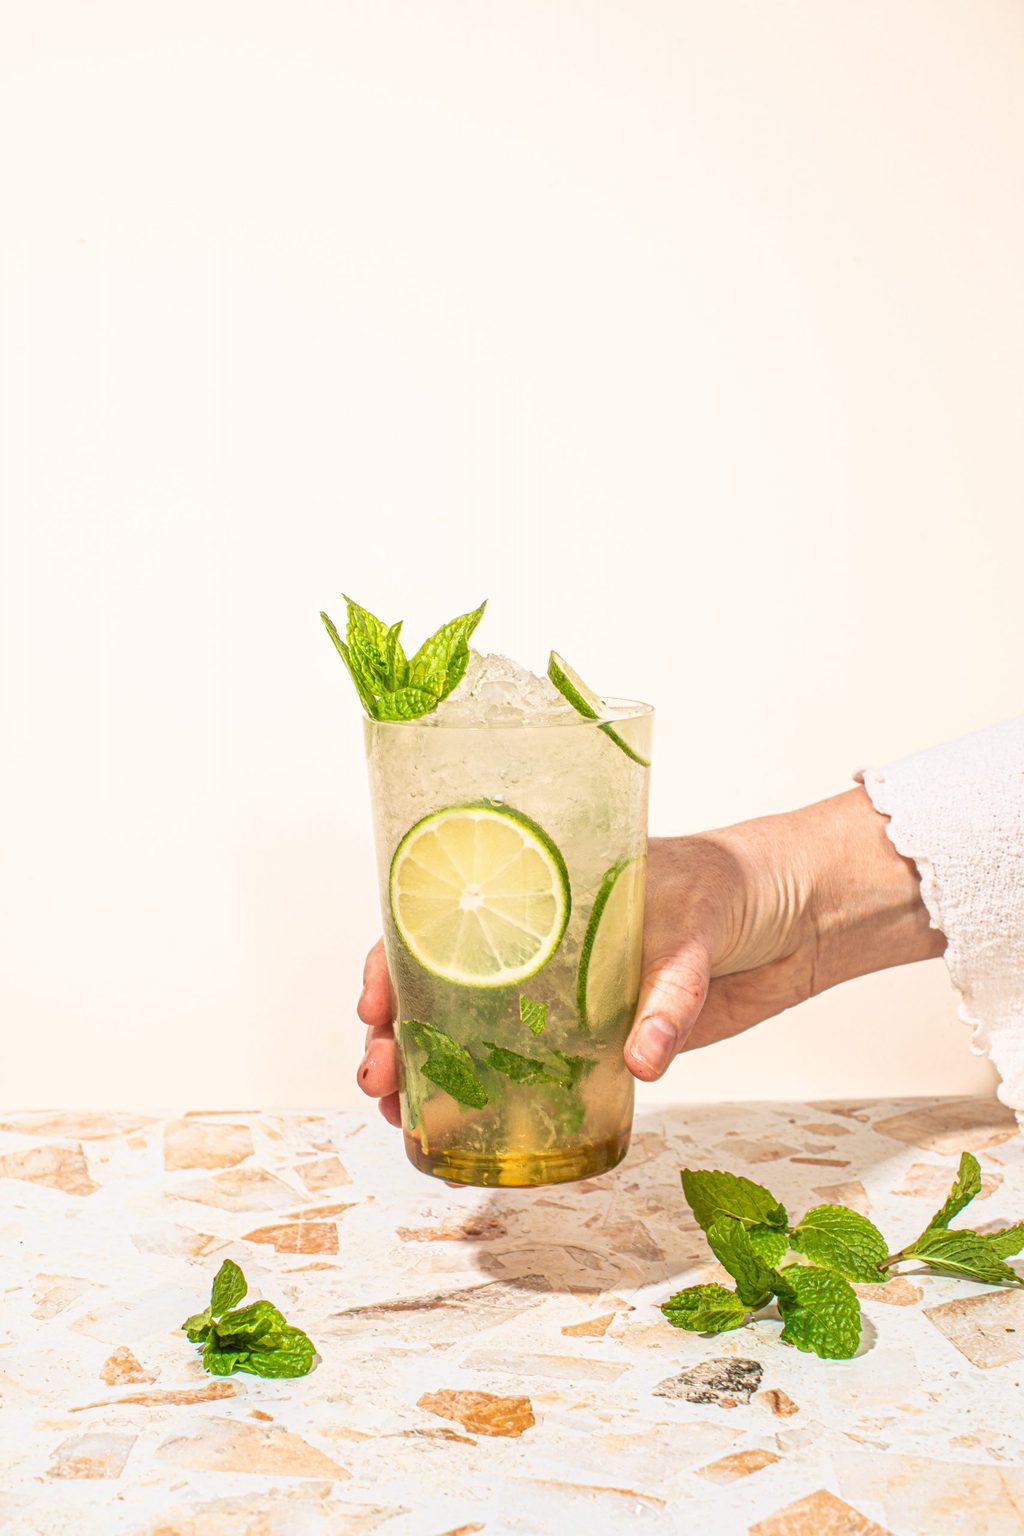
[[803, 787, 945, 993]]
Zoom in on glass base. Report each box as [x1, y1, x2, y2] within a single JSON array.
[[402, 1128, 631, 1188]]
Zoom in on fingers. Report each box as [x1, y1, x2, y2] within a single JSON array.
[[358, 1029, 400, 1099], [378, 1092, 403, 1128], [625, 942, 712, 1081], [357, 938, 395, 1029], [357, 938, 401, 1110]]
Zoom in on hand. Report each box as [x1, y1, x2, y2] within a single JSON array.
[[356, 940, 402, 1127], [625, 787, 944, 1077], [355, 787, 944, 1117]]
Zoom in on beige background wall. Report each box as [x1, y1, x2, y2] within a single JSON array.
[[3, 2, 1021, 1109]]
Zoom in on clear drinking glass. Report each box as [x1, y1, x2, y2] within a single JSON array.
[[365, 702, 653, 1187]]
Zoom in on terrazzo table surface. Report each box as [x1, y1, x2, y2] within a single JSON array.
[[3, 1098, 1024, 1536]]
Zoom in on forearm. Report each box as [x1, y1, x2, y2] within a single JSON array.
[[804, 787, 946, 994]]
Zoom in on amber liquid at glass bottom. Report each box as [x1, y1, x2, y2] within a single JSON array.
[[365, 707, 652, 1188]]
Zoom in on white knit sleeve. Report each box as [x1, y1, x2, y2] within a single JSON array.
[[856, 717, 1024, 1109]]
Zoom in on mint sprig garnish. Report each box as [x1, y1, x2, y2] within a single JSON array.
[[664, 1151, 1024, 1360], [321, 595, 486, 720], [182, 1260, 316, 1378]]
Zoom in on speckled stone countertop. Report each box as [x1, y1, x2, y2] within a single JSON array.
[[3, 1098, 1024, 1535]]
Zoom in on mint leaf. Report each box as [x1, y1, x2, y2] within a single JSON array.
[[927, 1151, 982, 1231], [483, 1042, 593, 1092], [983, 1223, 1024, 1259], [407, 600, 486, 700], [706, 1216, 777, 1308], [323, 596, 488, 719], [202, 1340, 243, 1375], [902, 1227, 1023, 1285], [520, 995, 547, 1036], [775, 1263, 861, 1359], [384, 622, 408, 689], [408, 1021, 488, 1109], [321, 612, 379, 717], [210, 1259, 247, 1317], [376, 686, 441, 721], [400, 1038, 428, 1131], [481, 1040, 590, 1136], [790, 1205, 888, 1282], [237, 1325, 316, 1378], [343, 594, 391, 664], [484, 1041, 553, 1085], [181, 1307, 212, 1344], [213, 1300, 286, 1346], [546, 1051, 594, 1091], [747, 1224, 790, 1267], [661, 1283, 748, 1334], [185, 1262, 317, 1378], [681, 1169, 788, 1235]]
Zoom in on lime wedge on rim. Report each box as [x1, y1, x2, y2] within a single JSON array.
[[547, 652, 651, 766], [577, 855, 647, 1030], [390, 802, 570, 987]]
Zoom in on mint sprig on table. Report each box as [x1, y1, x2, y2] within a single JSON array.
[[664, 1152, 1024, 1360], [321, 594, 486, 720], [182, 1260, 316, 1378]]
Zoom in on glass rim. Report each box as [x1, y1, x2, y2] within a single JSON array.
[[363, 697, 655, 732]]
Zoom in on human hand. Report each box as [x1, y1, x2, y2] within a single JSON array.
[[625, 786, 944, 1077], [355, 787, 943, 1116]]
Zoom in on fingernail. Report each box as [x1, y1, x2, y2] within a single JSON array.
[[631, 1017, 677, 1074]]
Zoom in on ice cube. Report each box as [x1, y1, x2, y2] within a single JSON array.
[[433, 652, 577, 726]]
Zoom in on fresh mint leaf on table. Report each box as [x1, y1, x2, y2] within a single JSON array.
[[704, 1216, 777, 1309], [666, 1151, 1024, 1360], [680, 1168, 789, 1236], [745, 1224, 790, 1266], [789, 1204, 889, 1282], [211, 1257, 247, 1315], [881, 1149, 1024, 1285], [773, 1263, 862, 1359], [925, 1149, 982, 1230], [661, 1283, 748, 1334], [407, 1021, 489, 1109], [182, 1261, 317, 1378], [982, 1223, 1024, 1259], [894, 1227, 1024, 1286], [519, 995, 547, 1036], [321, 595, 486, 720]]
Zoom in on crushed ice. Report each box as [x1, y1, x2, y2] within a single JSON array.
[[432, 652, 578, 726]]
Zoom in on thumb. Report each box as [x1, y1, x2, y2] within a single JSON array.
[[625, 943, 711, 1081]]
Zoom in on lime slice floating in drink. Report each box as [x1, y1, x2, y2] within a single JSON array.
[[390, 802, 570, 987], [577, 855, 647, 1029], [547, 651, 651, 766]]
